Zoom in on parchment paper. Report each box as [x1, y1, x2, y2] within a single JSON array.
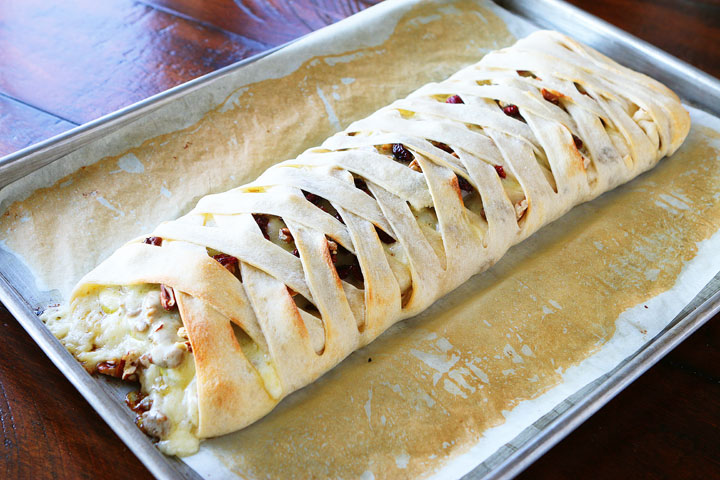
[[0, 1, 718, 479]]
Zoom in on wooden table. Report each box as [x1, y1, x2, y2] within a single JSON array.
[[0, 1, 718, 478]]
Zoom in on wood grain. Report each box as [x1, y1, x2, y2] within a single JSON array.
[[0, 95, 77, 157], [145, 0, 381, 45], [0, 304, 150, 480], [566, 0, 720, 78], [0, 1, 717, 479], [520, 320, 720, 479], [0, 0, 269, 124]]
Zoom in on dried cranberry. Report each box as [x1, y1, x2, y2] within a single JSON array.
[[291, 248, 299, 257], [302, 190, 328, 212], [457, 175, 473, 192], [252, 214, 270, 240], [502, 104, 520, 117], [572, 134, 584, 150], [541, 88, 560, 105], [445, 95, 464, 104], [375, 226, 396, 244], [213, 254, 238, 274], [337, 262, 364, 283], [494, 165, 507, 179], [392, 143, 414, 163], [143, 236, 162, 246], [303, 190, 320, 205]]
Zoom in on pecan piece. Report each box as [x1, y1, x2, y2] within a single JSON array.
[[138, 354, 152, 369], [279, 227, 293, 243], [126, 391, 151, 414], [159, 284, 176, 311], [515, 199, 529, 220], [408, 159, 422, 172], [122, 363, 138, 382], [139, 411, 169, 439], [97, 359, 125, 378]]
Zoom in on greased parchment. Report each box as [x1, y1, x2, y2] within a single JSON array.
[[1, 1, 719, 479]]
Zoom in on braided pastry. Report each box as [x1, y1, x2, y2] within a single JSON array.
[[44, 30, 690, 455]]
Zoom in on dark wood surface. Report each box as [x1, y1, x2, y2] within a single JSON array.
[[0, 1, 717, 478]]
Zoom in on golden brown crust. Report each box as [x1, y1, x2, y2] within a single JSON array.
[[177, 293, 274, 437]]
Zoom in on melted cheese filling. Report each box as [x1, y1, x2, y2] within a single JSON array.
[[42, 285, 200, 456]]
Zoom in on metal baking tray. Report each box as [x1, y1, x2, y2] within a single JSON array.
[[1, 0, 718, 478]]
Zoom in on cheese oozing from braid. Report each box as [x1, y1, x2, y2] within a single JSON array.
[[45, 30, 690, 454]]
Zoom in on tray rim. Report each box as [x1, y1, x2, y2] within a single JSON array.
[[0, 1, 718, 479]]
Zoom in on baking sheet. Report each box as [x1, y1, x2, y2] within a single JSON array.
[[181, 106, 720, 480], [0, 0, 719, 479]]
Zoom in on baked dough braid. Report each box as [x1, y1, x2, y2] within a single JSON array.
[[69, 30, 689, 438]]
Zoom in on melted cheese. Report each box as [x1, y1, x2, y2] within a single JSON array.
[[231, 324, 283, 399], [42, 285, 199, 456]]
